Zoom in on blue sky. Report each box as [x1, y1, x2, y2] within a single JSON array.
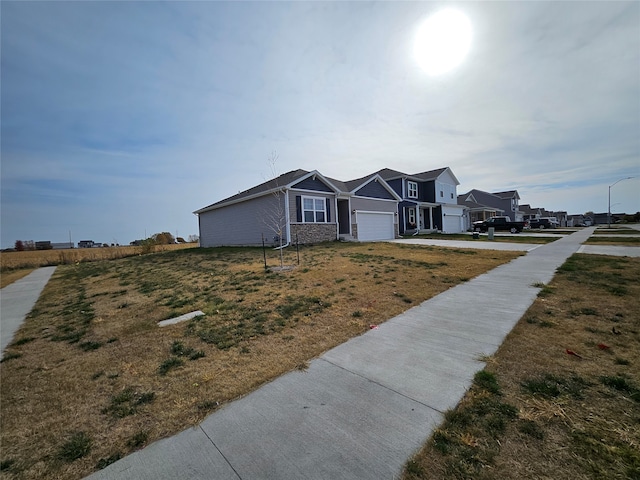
[[1, 1, 638, 248]]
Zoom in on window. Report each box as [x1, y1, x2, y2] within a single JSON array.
[[451, 193, 454, 199], [407, 181, 418, 199], [440, 191, 444, 197], [302, 196, 327, 223], [407, 208, 416, 227]]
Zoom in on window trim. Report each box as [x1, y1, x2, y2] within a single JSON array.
[[407, 181, 418, 199], [301, 195, 328, 223]]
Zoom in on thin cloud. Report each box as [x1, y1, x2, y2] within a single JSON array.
[[1, 1, 638, 247]]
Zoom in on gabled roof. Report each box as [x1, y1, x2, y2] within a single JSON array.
[[457, 194, 504, 213], [412, 167, 447, 180], [460, 189, 505, 208], [493, 190, 520, 200], [375, 167, 459, 185], [344, 173, 402, 201], [376, 168, 408, 181], [519, 204, 539, 215], [194, 169, 312, 214]]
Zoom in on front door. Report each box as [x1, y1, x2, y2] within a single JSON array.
[[337, 199, 350, 235]]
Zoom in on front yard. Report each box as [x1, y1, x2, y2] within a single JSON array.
[[0, 242, 520, 480]]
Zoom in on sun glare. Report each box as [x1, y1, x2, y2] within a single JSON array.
[[414, 9, 472, 76]]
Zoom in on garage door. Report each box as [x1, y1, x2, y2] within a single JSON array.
[[356, 212, 395, 241], [443, 214, 462, 233]]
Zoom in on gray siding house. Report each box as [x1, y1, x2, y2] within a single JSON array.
[[195, 169, 401, 247], [458, 189, 523, 229]]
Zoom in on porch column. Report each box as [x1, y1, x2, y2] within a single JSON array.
[[429, 207, 434, 230], [417, 207, 422, 231]]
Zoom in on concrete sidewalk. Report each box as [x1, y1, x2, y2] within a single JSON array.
[[392, 237, 542, 251], [87, 228, 596, 480], [1, 266, 57, 358]]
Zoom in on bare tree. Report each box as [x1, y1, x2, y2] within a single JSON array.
[[261, 151, 287, 268]]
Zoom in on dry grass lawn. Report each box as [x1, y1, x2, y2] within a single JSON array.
[[1, 269, 35, 289], [0, 242, 520, 479], [403, 253, 640, 480], [584, 236, 640, 246], [1, 244, 195, 272]]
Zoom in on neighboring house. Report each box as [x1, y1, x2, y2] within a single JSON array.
[[519, 204, 542, 222], [376, 167, 466, 234], [78, 240, 96, 248], [567, 214, 584, 227], [458, 189, 523, 228], [194, 169, 401, 247], [458, 195, 505, 227], [549, 211, 568, 227]]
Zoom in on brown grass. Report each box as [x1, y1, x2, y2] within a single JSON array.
[[584, 236, 640, 246], [0, 242, 520, 479], [403, 253, 640, 480], [1, 269, 35, 289], [0, 244, 195, 272]]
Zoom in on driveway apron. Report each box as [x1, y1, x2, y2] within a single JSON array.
[[88, 228, 595, 480]]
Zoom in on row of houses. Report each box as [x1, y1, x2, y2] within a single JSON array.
[[193, 166, 568, 247]]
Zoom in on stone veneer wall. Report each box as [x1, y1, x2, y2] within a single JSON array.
[[291, 223, 337, 244]]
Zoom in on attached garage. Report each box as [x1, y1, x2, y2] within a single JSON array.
[[356, 211, 395, 241], [443, 214, 462, 233], [441, 205, 466, 233]]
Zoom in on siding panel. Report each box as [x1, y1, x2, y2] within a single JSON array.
[[354, 180, 395, 200], [291, 177, 333, 192], [199, 195, 284, 247]]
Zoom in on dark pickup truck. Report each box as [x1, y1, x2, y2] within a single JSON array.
[[473, 216, 527, 233]]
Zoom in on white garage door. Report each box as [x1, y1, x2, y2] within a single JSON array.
[[356, 212, 395, 241], [443, 215, 463, 233]]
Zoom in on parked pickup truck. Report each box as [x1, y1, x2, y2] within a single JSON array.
[[473, 216, 527, 233]]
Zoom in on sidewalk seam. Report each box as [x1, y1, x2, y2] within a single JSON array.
[[318, 357, 447, 415], [197, 425, 243, 480]]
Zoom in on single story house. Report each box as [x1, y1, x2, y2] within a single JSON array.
[[194, 169, 402, 247]]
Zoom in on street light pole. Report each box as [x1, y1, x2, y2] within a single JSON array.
[[608, 177, 634, 228]]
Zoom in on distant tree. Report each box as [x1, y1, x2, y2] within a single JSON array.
[[23, 240, 36, 251], [152, 232, 175, 245], [188, 234, 199, 243], [15, 240, 24, 252]]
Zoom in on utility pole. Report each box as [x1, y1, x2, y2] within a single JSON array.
[[608, 177, 633, 228]]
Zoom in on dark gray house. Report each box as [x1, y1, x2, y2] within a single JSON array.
[[458, 189, 523, 229], [376, 167, 466, 234], [194, 169, 401, 247]]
